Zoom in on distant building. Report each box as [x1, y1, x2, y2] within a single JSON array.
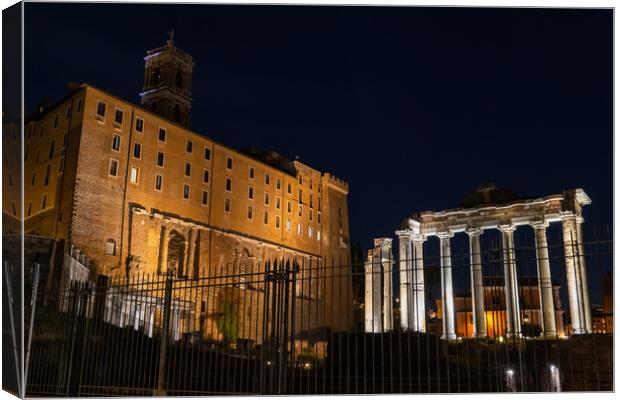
[[436, 276, 565, 339], [592, 271, 613, 334]]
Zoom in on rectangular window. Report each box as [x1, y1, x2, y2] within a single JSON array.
[[299, 204, 303, 217], [114, 109, 124, 125], [186, 140, 193, 153], [184, 162, 191, 177], [226, 157, 233, 170], [309, 209, 313, 221], [276, 178, 281, 190], [59, 157, 65, 174], [109, 159, 119, 176], [130, 166, 139, 184], [224, 198, 231, 212], [308, 226, 313, 238], [41, 194, 47, 210], [112, 134, 121, 152], [275, 216, 280, 228], [183, 184, 190, 200], [318, 197, 322, 211], [317, 230, 321, 240], [338, 207, 342, 217], [156, 152, 165, 167], [65, 105, 71, 120], [247, 206, 253, 220], [35, 150, 40, 163], [155, 174, 163, 191], [76, 98, 83, 112], [96, 101, 106, 118], [317, 212, 321, 224], [225, 177, 232, 192], [158, 127, 166, 142], [264, 192, 270, 206], [276, 196, 281, 209], [299, 189, 303, 203], [53, 114, 59, 129], [297, 223, 302, 236], [201, 190, 209, 206], [263, 211, 268, 225], [287, 201, 291, 213], [287, 183, 292, 194], [265, 173, 270, 185], [27, 202, 32, 217], [249, 167, 254, 179], [135, 117, 144, 133], [204, 147, 211, 160], [248, 186, 254, 200], [310, 194, 313, 208], [133, 142, 141, 159], [63, 131, 68, 147], [31, 173, 35, 186], [286, 219, 292, 231], [44, 165, 51, 186], [203, 169, 210, 184], [48, 141, 55, 159]]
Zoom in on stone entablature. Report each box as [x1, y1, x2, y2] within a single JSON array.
[[394, 185, 593, 340]]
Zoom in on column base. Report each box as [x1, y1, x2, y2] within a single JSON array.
[[441, 333, 458, 341]]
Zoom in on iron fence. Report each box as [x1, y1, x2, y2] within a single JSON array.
[[11, 235, 615, 395]]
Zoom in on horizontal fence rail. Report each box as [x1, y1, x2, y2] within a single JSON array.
[[19, 236, 614, 396]]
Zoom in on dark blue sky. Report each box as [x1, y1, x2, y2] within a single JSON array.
[[24, 4, 612, 261]]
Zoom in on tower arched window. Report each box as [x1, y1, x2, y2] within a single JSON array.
[[174, 104, 181, 122]]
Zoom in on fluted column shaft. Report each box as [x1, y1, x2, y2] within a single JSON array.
[[467, 228, 486, 338], [532, 221, 557, 338], [396, 232, 413, 330], [575, 220, 592, 333], [412, 235, 426, 332], [500, 225, 521, 338], [380, 242, 394, 332], [561, 214, 589, 334], [438, 231, 456, 340]]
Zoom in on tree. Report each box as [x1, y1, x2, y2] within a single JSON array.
[[216, 298, 240, 346]]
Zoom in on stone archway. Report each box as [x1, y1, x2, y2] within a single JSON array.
[[167, 230, 186, 276]]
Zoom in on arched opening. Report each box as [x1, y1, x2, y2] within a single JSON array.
[[167, 231, 186, 277], [174, 104, 181, 122]]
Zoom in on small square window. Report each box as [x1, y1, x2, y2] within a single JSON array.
[[203, 169, 210, 184], [114, 109, 124, 125], [264, 192, 270, 206], [263, 211, 269, 225], [158, 127, 166, 142], [276, 178, 281, 190], [247, 206, 253, 220], [225, 177, 232, 192], [204, 147, 211, 160], [248, 186, 254, 200], [112, 134, 121, 152], [201, 190, 209, 206], [135, 118, 144, 133], [184, 162, 191, 177], [224, 198, 231, 212], [183, 184, 190, 200], [130, 166, 139, 184], [286, 219, 292, 231], [155, 174, 163, 191], [96, 102, 106, 118], [287, 183, 292, 194], [249, 167, 255, 179], [226, 157, 233, 170], [276, 196, 281, 209], [186, 140, 193, 153], [109, 158, 119, 177], [156, 152, 165, 167], [133, 142, 141, 159], [265, 174, 270, 185], [287, 201, 292, 213]]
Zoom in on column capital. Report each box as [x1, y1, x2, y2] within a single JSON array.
[[373, 237, 393, 247], [436, 230, 454, 239], [411, 233, 427, 243], [559, 211, 584, 224], [498, 224, 516, 233], [394, 229, 412, 239], [530, 218, 549, 230], [465, 226, 482, 237]]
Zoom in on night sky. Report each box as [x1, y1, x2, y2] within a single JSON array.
[[23, 4, 612, 298]]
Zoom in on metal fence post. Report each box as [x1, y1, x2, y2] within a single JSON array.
[[155, 272, 174, 396]]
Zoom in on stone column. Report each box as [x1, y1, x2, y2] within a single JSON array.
[[437, 231, 456, 340], [158, 226, 170, 275], [531, 219, 557, 338], [561, 214, 588, 334], [186, 229, 196, 279], [365, 249, 383, 333], [395, 231, 413, 330], [412, 234, 426, 332], [575, 218, 592, 333], [375, 238, 394, 332], [499, 224, 521, 338], [466, 227, 486, 338]]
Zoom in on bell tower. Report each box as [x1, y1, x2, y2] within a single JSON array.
[[140, 30, 194, 127]]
